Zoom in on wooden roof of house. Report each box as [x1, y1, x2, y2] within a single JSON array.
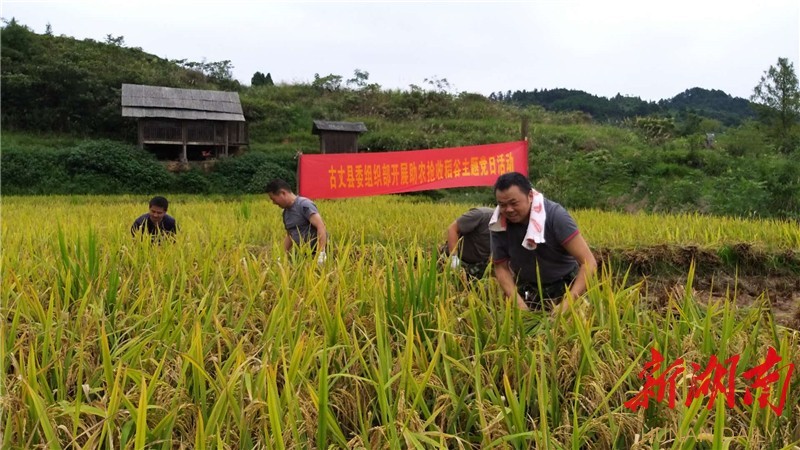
[[121, 84, 245, 122], [311, 120, 367, 134]]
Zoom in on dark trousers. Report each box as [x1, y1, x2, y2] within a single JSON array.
[[462, 261, 489, 281], [517, 267, 579, 310]]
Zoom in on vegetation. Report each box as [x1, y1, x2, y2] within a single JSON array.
[[0, 19, 222, 138], [751, 57, 800, 154], [491, 87, 755, 126], [3, 196, 799, 448], [1, 19, 799, 219], [0, 138, 298, 195], [3, 19, 800, 450]]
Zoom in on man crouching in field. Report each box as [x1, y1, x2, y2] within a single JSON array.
[[490, 172, 596, 314], [131, 196, 177, 241], [266, 179, 328, 266]]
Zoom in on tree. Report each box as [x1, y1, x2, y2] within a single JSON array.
[[251, 71, 265, 85], [104, 34, 125, 46], [312, 73, 342, 91], [251, 71, 274, 86], [751, 57, 800, 154], [346, 68, 379, 92], [173, 58, 239, 90], [423, 75, 452, 94], [346, 68, 369, 89], [204, 60, 234, 84]]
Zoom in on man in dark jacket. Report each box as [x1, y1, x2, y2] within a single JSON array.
[[131, 196, 177, 240]]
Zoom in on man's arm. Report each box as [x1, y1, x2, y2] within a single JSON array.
[[283, 234, 293, 252], [165, 216, 177, 234], [309, 213, 327, 252], [446, 220, 460, 254], [493, 261, 529, 311], [131, 216, 144, 237], [563, 233, 597, 298], [551, 233, 597, 315]]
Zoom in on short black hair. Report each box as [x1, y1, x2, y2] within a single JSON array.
[[494, 172, 532, 194], [265, 179, 293, 195], [149, 196, 169, 210]]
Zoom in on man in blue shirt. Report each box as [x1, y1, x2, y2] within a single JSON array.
[[266, 179, 328, 266], [131, 196, 177, 240]]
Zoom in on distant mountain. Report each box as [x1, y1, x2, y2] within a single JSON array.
[[492, 87, 755, 126], [490, 88, 660, 122], [658, 87, 756, 126]]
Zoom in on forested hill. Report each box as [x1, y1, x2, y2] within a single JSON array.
[[492, 87, 755, 125], [3, 19, 798, 220], [0, 19, 234, 137], [3, 18, 755, 138], [660, 87, 755, 125]]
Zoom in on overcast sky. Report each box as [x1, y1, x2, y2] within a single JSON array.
[[2, 1, 798, 101]]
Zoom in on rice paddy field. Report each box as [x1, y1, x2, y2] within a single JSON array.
[[2, 195, 799, 449]]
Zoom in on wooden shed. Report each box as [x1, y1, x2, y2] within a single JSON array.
[[311, 120, 367, 153], [121, 84, 248, 162]]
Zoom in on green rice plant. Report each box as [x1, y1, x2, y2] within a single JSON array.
[[2, 195, 798, 448]]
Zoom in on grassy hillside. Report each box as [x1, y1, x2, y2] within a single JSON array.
[[2, 20, 798, 218]]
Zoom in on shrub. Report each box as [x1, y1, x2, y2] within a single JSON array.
[[0, 147, 68, 194], [210, 152, 296, 193], [247, 162, 296, 193], [717, 121, 770, 157], [174, 169, 211, 194], [1, 139, 172, 194], [63, 140, 171, 193]]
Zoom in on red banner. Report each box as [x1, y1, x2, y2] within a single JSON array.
[[298, 140, 528, 199]]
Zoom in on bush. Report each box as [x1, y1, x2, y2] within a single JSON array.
[[174, 169, 211, 194], [63, 140, 172, 193], [241, 98, 312, 143], [707, 175, 770, 217], [717, 121, 770, 157], [247, 162, 296, 193], [210, 152, 296, 193], [1, 139, 172, 194], [1, 146, 68, 194]]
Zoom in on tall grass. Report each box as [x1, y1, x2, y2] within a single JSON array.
[[2, 195, 798, 448]]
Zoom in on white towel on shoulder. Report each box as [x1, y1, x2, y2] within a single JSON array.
[[488, 190, 546, 250]]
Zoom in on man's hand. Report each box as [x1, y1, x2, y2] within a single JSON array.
[[516, 295, 530, 311], [317, 251, 327, 266], [551, 298, 570, 317], [450, 254, 461, 269], [494, 261, 528, 311]]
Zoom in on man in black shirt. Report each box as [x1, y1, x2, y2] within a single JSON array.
[[131, 196, 177, 240], [490, 172, 596, 313]]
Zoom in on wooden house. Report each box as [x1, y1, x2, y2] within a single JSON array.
[[121, 84, 247, 162]]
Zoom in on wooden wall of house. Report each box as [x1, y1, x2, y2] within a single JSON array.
[[139, 119, 247, 146], [319, 131, 358, 153], [228, 122, 248, 145]]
